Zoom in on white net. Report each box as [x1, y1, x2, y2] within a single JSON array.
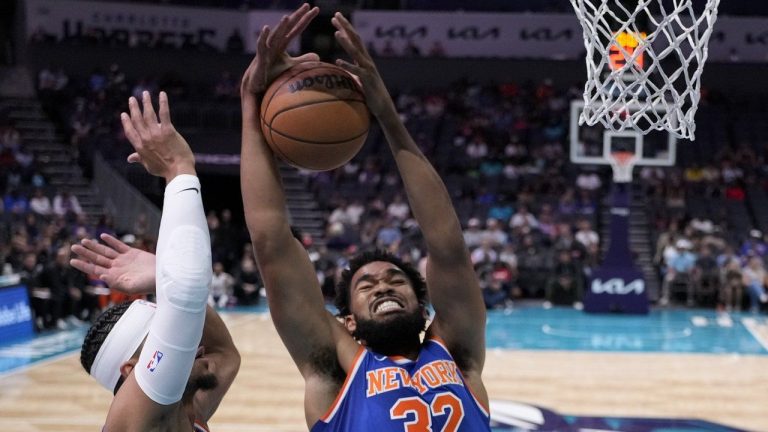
[[570, 0, 720, 140], [609, 151, 637, 182]]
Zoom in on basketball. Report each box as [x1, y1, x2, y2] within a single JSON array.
[[260, 61, 370, 171]]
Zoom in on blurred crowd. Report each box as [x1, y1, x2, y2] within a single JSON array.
[[29, 0, 768, 15], [4, 61, 768, 335]]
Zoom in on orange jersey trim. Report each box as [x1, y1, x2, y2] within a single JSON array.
[[319, 345, 367, 423], [427, 336, 490, 416]]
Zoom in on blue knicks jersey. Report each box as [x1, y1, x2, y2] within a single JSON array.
[[312, 338, 490, 432]]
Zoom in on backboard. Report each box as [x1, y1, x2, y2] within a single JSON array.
[[570, 99, 676, 182]]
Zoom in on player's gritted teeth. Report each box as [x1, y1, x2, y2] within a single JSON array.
[[371, 297, 405, 315]]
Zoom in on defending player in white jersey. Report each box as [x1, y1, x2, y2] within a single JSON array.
[[73, 91, 240, 431]]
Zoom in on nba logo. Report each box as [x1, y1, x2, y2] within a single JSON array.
[[147, 350, 164, 372]]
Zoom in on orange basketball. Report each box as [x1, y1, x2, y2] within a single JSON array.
[[260, 61, 369, 171]]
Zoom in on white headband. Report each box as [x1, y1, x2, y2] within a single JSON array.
[[90, 300, 157, 392]]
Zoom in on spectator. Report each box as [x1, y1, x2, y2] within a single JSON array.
[[38, 246, 79, 329], [470, 239, 498, 267], [481, 217, 508, 248], [3, 188, 29, 215], [58, 245, 93, 322], [328, 198, 354, 227], [742, 256, 768, 313], [575, 219, 600, 258], [326, 221, 353, 252], [428, 41, 445, 57], [375, 217, 403, 252], [13, 145, 34, 173], [576, 171, 602, 192], [225, 28, 245, 53], [209, 261, 235, 308], [487, 198, 514, 224], [692, 245, 720, 305], [17, 252, 45, 331], [481, 268, 511, 309], [517, 234, 549, 297], [233, 255, 261, 305], [739, 229, 768, 260], [466, 134, 489, 160], [386, 193, 410, 221], [660, 239, 698, 306], [68, 99, 93, 147], [23, 212, 40, 240], [545, 249, 584, 309], [575, 189, 597, 216], [132, 212, 150, 238], [655, 220, 680, 267], [357, 158, 381, 189], [464, 217, 486, 246], [537, 204, 557, 240], [214, 208, 240, 269], [207, 208, 221, 243], [93, 214, 117, 239], [720, 257, 743, 312], [717, 244, 739, 268], [510, 204, 539, 231], [498, 243, 518, 275], [52, 189, 83, 217], [345, 198, 365, 226]]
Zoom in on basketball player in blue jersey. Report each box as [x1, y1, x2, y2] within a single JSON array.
[[72, 92, 240, 431], [240, 5, 490, 431]]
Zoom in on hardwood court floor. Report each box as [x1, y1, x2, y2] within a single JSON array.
[[1, 312, 767, 431]]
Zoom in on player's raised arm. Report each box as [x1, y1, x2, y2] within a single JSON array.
[[71, 233, 239, 424], [97, 91, 212, 430], [240, 5, 358, 390], [332, 11, 487, 398]]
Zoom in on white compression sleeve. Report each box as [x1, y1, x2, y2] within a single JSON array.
[[135, 175, 212, 405]]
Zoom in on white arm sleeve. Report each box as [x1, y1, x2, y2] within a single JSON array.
[[135, 174, 212, 405]]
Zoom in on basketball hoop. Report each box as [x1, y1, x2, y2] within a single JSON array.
[[609, 151, 637, 183], [570, 0, 721, 140]]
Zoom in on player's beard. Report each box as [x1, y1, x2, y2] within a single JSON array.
[[352, 308, 427, 356]]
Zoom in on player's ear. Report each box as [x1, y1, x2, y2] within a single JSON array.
[[421, 305, 429, 321], [119, 358, 138, 379], [343, 314, 357, 334]]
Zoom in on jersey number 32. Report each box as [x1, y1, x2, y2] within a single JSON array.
[[389, 392, 464, 432]]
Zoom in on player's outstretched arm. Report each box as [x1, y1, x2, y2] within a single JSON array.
[[241, 4, 358, 388], [105, 91, 212, 430], [332, 11, 487, 396], [70, 233, 239, 423]]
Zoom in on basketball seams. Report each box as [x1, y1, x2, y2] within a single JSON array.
[[268, 98, 368, 131], [269, 125, 369, 146], [261, 62, 365, 128], [265, 124, 365, 170], [262, 122, 305, 168]]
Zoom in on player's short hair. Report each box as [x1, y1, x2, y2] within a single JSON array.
[[335, 249, 427, 316], [80, 301, 134, 394]]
